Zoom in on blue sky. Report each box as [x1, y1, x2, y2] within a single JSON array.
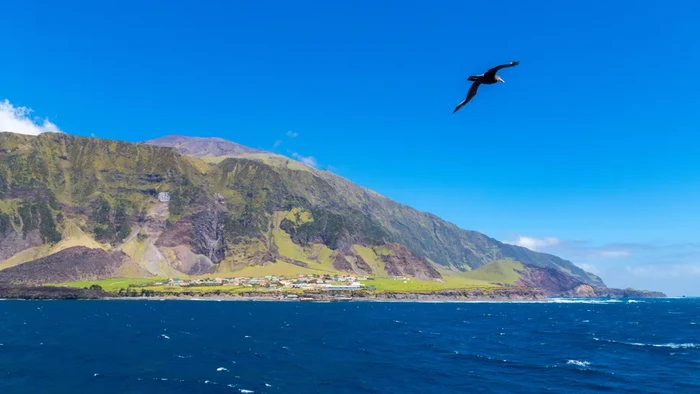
[[1, 0, 699, 295]]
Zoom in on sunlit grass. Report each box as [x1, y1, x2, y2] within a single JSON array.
[[460, 260, 524, 285], [365, 276, 499, 292], [57, 277, 164, 291]]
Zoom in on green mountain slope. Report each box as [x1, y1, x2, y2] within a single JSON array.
[[0, 132, 604, 292], [144, 135, 604, 286]]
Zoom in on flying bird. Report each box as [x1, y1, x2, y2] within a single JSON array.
[[453, 61, 520, 113]]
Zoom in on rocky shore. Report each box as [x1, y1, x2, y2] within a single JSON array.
[[563, 284, 667, 298], [0, 285, 666, 301], [118, 287, 547, 301], [0, 285, 110, 300]]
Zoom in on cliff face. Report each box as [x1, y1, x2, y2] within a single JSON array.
[[516, 265, 590, 296], [0, 132, 604, 290], [0, 246, 139, 285], [380, 243, 442, 280]]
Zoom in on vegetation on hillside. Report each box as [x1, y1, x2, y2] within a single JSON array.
[[461, 260, 525, 285], [89, 196, 135, 244], [0, 132, 604, 290]]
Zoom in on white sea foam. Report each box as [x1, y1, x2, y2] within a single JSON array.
[[548, 298, 622, 304], [240, 390, 254, 393], [217, 367, 228, 372], [639, 342, 698, 349], [567, 360, 591, 367], [598, 338, 699, 349], [161, 334, 170, 340], [265, 383, 272, 387]]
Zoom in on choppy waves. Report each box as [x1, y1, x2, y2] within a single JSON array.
[[1, 298, 699, 393]]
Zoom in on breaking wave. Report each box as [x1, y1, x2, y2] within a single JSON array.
[[547, 298, 623, 304], [594, 337, 699, 349], [566, 360, 591, 367]]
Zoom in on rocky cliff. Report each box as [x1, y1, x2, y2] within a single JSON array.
[[563, 284, 666, 298]]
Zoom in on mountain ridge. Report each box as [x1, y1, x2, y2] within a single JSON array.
[[143, 135, 263, 158], [146, 136, 602, 283], [0, 131, 611, 295]]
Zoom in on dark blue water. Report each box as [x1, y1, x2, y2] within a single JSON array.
[[1, 299, 698, 393]]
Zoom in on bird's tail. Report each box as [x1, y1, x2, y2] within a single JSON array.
[[467, 75, 480, 81]]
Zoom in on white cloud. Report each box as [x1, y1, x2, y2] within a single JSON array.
[[0, 99, 62, 135], [286, 130, 298, 138], [575, 263, 601, 275], [292, 152, 317, 168], [273, 139, 282, 149], [503, 235, 560, 251], [625, 264, 700, 278], [597, 249, 630, 258], [503, 235, 634, 259]]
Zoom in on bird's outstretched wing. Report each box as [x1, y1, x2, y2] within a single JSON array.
[[483, 60, 520, 80], [453, 81, 481, 113]]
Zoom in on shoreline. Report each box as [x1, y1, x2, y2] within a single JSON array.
[[0, 285, 667, 302], [0, 284, 546, 301], [106, 296, 660, 303], [0, 296, 670, 303]]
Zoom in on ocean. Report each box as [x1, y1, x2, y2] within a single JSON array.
[[0, 298, 698, 393]]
